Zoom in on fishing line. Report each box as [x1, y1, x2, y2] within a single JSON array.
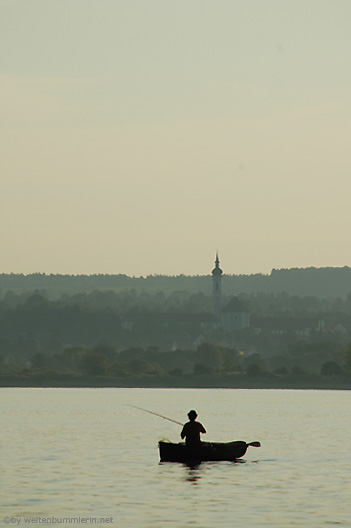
[[127, 404, 183, 426]]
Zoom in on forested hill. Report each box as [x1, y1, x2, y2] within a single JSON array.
[[1, 267, 351, 299]]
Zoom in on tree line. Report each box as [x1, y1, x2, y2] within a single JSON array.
[[2, 341, 351, 389], [1, 289, 351, 388], [2, 265, 351, 298]]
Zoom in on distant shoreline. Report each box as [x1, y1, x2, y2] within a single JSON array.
[[1, 374, 350, 390]]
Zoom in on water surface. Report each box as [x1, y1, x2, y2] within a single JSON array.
[[1, 388, 350, 527]]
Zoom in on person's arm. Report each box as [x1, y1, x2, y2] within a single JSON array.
[[180, 424, 186, 439], [200, 423, 206, 434]]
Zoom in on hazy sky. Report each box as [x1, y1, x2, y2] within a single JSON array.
[[1, 0, 351, 277]]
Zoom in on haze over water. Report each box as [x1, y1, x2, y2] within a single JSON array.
[[2, 388, 350, 527]]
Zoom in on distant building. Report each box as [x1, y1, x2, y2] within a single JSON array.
[[211, 252, 223, 318], [222, 297, 250, 331], [120, 254, 251, 349], [211, 253, 250, 331], [252, 317, 324, 336]]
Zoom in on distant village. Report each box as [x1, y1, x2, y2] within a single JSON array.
[[119, 254, 346, 351], [1, 257, 351, 387]]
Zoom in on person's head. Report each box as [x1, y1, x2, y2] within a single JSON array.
[[188, 410, 197, 421]]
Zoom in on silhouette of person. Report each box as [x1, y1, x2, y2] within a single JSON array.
[[180, 410, 206, 446]]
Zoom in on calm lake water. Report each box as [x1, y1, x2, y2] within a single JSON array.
[[1, 388, 351, 527]]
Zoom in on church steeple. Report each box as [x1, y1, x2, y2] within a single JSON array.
[[212, 252, 223, 318], [212, 252, 223, 276]]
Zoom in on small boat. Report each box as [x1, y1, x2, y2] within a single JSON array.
[[159, 440, 260, 463]]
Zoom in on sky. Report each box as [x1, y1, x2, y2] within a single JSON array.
[[1, 0, 351, 277]]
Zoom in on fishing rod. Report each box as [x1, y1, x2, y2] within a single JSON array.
[[127, 404, 183, 426]]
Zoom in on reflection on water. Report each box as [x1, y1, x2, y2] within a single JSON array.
[[159, 461, 203, 484], [183, 463, 202, 484], [182, 459, 247, 484]]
